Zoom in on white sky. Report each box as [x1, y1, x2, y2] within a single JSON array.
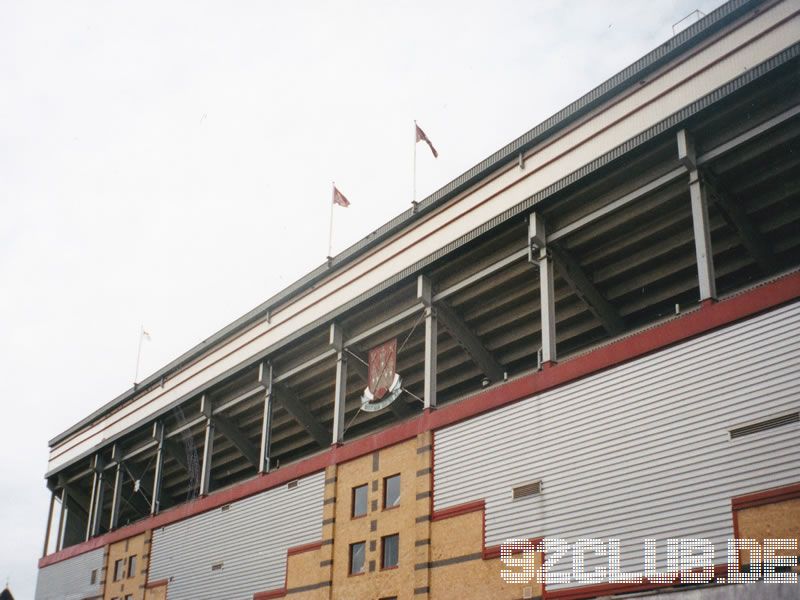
[[0, 0, 724, 596]]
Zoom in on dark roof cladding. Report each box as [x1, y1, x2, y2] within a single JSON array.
[[49, 0, 764, 447]]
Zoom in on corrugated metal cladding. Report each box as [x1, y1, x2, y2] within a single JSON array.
[[149, 471, 323, 600], [434, 301, 800, 590], [34, 546, 103, 600]]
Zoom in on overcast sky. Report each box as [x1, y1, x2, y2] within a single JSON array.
[[0, 0, 725, 596]]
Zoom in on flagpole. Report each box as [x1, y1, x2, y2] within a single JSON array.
[[328, 182, 335, 259], [412, 120, 417, 206], [134, 325, 144, 385]]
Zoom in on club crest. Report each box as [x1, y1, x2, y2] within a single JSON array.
[[361, 338, 403, 412]]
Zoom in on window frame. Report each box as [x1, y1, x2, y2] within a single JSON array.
[[383, 474, 401, 510], [127, 554, 137, 579], [349, 540, 366, 575], [113, 558, 125, 582], [381, 533, 400, 570], [351, 483, 368, 518]]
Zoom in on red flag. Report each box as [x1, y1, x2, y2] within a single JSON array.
[[415, 123, 438, 158], [332, 185, 350, 207]]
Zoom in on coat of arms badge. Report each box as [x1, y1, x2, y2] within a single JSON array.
[[361, 338, 403, 412]]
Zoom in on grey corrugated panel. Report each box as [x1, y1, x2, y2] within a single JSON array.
[[433, 301, 800, 590], [149, 471, 324, 600], [48, 0, 769, 449], [34, 547, 103, 600]]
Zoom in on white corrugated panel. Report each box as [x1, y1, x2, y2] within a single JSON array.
[[35, 547, 103, 600], [434, 301, 800, 589], [149, 471, 324, 600]]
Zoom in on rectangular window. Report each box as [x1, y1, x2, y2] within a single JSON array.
[[352, 484, 368, 518], [381, 534, 399, 569], [349, 541, 366, 574], [127, 555, 137, 578], [90, 569, 97, 584], [384, 474, 401, 509], [125, 595, 133, 600], [113, 558, 124, 581]]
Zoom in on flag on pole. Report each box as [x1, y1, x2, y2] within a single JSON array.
[[332, 185, 351, 207], [415, 123, 438, 158]]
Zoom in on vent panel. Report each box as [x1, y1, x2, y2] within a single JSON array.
[[730, 412, 799, 439], [512, 481, 542, 499]]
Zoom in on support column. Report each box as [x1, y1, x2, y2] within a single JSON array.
[[109, 444, 123, 531], [199, 394, 215, 496], [85, 454, 102, 541], [530, 213, 556, 365], [42, 491, 56, 557], [418, 275, 437, 410], [151, 422, 165, 515], [330, 323, 348, 445], [88, 454, 105, 538], [258, 361, 274, 474], [678, 129, 716, 301], [56, 488, 67, 552]]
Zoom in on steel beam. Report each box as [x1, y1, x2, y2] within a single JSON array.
[[433, 248, 529, 302], [679, 129, 717, 301], [199, 395, 215, 496], [418, 275, 437, 409], [213, 413, 260, 469], [56, 489, 67, 552], [530, 213, 557, 364], [258, 361, 274, 473], [151, 422, 165, 515], [549, 243, 624, 335], [109, 445, 123, 530], [84, 455, 103, 541], [330, 323, 348, 445], [435, 301, 505, 383], [42, 491, 56, 557], [274, 383, 330, 448], [704, 172, 774, 274], [273, 348, 337, 384], [696, 104, 800, 166]]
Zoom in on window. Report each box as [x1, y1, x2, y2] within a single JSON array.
[[383, 474, 401, 509], [127, 555, 137, 578], [113, 559, 124, 581], [352, 484, 368, 518], [90, 569, 97, 584], [381, 534, 399, 569], [349, 541, 366, 574], [125, 595, 133, 600]]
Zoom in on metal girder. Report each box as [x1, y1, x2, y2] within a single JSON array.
[[151, 423, 165, 515], [418, 275, 438, 409], [43, 492, 56, 557], [273, 383, 330, 448], [330, 323, 348, 445], [679, 129, 717, 301], [530, 213, 557, 364], [549, 243, 625, 336], [434, 300, 505, 383], [258, 361, 274, 473], [703, 172, 774, 274], [109, 445, 123, 530], [212, 413, 260, 469], [57, 477, 91, 520], [87, 454, 105, 538], [199, 395, 214, 496], [346, 348, 415, 419]]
